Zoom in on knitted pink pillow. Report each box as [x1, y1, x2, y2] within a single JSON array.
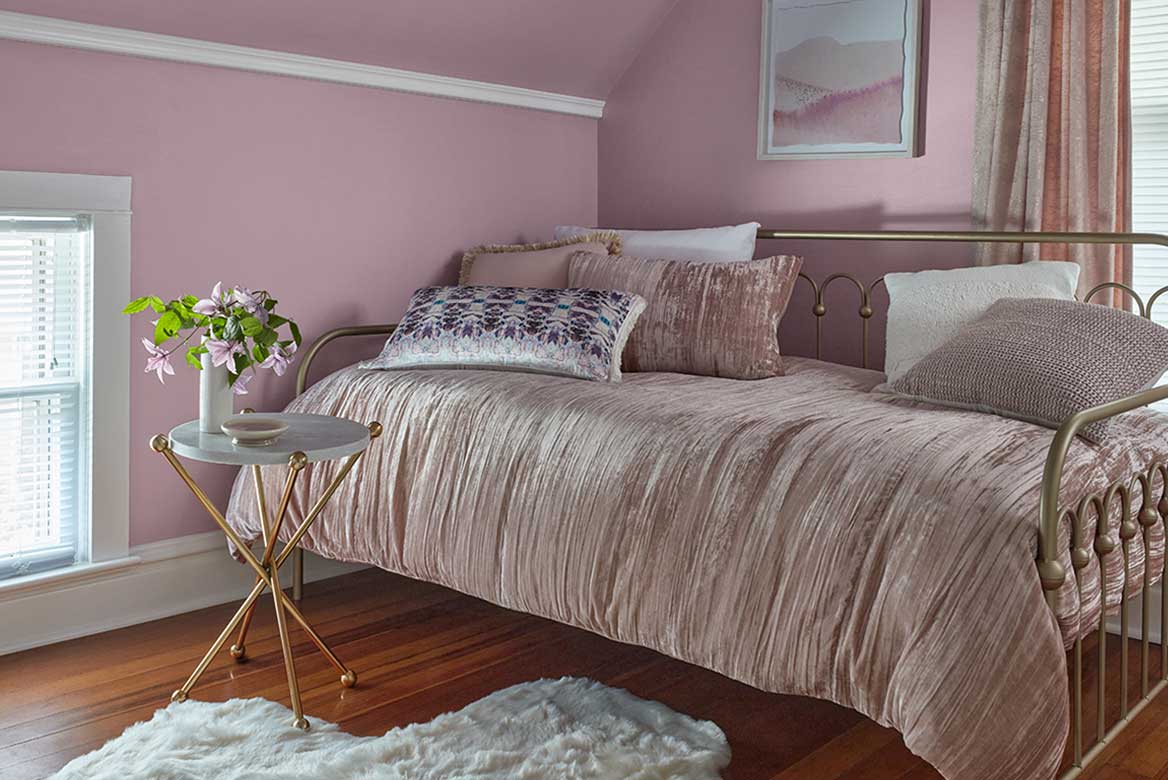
[[889, 298, 1168, 441]]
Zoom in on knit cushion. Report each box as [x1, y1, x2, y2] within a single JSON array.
[[888, 298, 1168, 441]]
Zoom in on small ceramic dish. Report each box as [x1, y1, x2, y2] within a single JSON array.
[[221, 415, 289, 447]]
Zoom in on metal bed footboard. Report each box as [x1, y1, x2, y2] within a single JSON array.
[[290, 229, 1168, 778], [289, 324, 396, 599]]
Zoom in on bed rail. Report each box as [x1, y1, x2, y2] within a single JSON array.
[[292, 229, 1168, 779], [290, 324, 395, 598], [294, 324, 398, 397], [759, 229, 1168, 370]]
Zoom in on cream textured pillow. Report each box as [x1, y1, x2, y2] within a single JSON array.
[[568, 251, 802, 379], [554, 222, 760, 263], [459, 232, 621, 288], [883, 261, 1080, 383], [888, 298, 1168, 442]]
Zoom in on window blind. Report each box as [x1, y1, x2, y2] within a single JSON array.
[[0, 215, 91, 581], [1132, 0, 1168, 324]]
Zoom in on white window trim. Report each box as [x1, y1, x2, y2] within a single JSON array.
[[0, 170, 132, 585]]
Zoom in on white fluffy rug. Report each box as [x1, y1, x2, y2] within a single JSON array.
[[53, 677, 730, 779]]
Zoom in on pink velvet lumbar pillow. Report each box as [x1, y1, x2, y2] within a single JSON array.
[[459, 232, 621, 289], [888, 297, 1168, 442], [568, 251, 803, 379]]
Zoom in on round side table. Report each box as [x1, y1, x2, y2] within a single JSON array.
[[150, 411, 382, 730]]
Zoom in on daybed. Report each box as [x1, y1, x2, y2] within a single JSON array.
[[223, 229, 1168, 780]]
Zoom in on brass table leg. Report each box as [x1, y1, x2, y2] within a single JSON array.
[[149, 422, 380, 729]]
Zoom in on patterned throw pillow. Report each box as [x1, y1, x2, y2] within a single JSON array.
[[888, 297, 1168, 441], [361, 285, 647, 382]]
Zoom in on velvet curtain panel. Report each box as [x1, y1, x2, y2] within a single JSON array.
[[972, 0, 1132, 303]]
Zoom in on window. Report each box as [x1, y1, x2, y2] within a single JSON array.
[[0, 171, 130, 588], [0, 216, 91, 580], [1132, 0, 1168, 324]]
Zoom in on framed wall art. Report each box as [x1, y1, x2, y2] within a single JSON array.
[[758, 0, 923, 160]]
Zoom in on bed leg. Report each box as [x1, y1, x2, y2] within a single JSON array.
[[293, 548, 304, 601]]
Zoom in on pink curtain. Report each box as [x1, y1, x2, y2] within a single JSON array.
[[972, 0, 1132, 305]]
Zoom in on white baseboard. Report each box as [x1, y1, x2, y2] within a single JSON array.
[[1106, 583, 1163, 644], [0, 530, 365, 656]]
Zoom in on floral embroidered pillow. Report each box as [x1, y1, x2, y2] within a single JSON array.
[[361, 285, 647, 382]]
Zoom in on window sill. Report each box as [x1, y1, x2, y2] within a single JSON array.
[[0, 556, 141, 602]]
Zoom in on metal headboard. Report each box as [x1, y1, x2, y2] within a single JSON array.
[[756, 229, 1168, 369]]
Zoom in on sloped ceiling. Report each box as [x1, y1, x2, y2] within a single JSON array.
[[0, 0, 679, 98]]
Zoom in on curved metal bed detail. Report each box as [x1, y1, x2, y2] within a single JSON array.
[[290, 229, 1168, 780]]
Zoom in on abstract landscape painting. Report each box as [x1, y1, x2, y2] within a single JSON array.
[[758, 0, 921, 159]]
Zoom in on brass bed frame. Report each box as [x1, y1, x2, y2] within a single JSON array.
[[289, 228, 1168, 779]]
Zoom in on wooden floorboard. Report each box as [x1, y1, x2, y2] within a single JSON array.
[[1, 568, 1166, 779]]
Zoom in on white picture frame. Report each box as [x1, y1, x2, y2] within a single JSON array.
[[757, 0, 923, 160]]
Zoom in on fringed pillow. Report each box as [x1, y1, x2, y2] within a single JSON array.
[[459, 232, 621, 289], [361, 285, 646, 383]]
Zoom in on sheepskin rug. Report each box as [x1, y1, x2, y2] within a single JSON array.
[[53, 677, 730, 779]]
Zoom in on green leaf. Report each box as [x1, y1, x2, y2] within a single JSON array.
[[153, 310, 182, 345], [185, 346, 204, 369], [263, 298, 277, 311], [222, 316, 242, 341], [266, 314, 288, 329], [253, 344, 267, 363], [170, 301, 196, 329], [240, 316, 264, 337], [232, 352, 250, 375], [255, 327, 278, 348], [122, 297, 152, 314], [182, 295, 199, 308], [148, 296, 167, 313], [288, 320, 301, 345]]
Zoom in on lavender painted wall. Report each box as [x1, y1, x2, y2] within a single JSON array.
[[0, 0, 679, 98], [598, 0, 979, 365], [0, 39, 597, 546]]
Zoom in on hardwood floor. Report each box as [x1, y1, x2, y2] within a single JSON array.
[[1, 568, 1167, 779]]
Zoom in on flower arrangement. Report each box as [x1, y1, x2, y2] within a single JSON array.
[[123, 283, 301, 394]]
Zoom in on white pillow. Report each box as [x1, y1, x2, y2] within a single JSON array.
[[553, 222, 760, 263], [883, 261, 1080, 383]]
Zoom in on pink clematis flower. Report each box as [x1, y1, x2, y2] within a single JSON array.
[[231, 371, 254, 395], [232, 286, 263, 312], [205, 338, 244, 367], [193, 282, 230, 317], [142, 338, 175, 383], [259, 342, 297, 377]]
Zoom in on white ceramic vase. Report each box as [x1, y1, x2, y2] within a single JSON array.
[[199, 350, 234, 433]]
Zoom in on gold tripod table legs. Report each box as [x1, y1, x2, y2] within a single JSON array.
[[171, 578, 267, 704], [150, 423, 379, 730]]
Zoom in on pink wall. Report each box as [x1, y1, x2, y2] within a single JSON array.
[[598, 0, 979, 365], [0, 0, 679, 99], [0, 39, 597, 546]]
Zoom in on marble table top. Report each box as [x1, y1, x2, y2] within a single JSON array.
[[168, 413, 370, 465]]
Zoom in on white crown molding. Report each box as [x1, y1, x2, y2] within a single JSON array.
[[0, 530, 367, 656], [0, 10, 605, 119]]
